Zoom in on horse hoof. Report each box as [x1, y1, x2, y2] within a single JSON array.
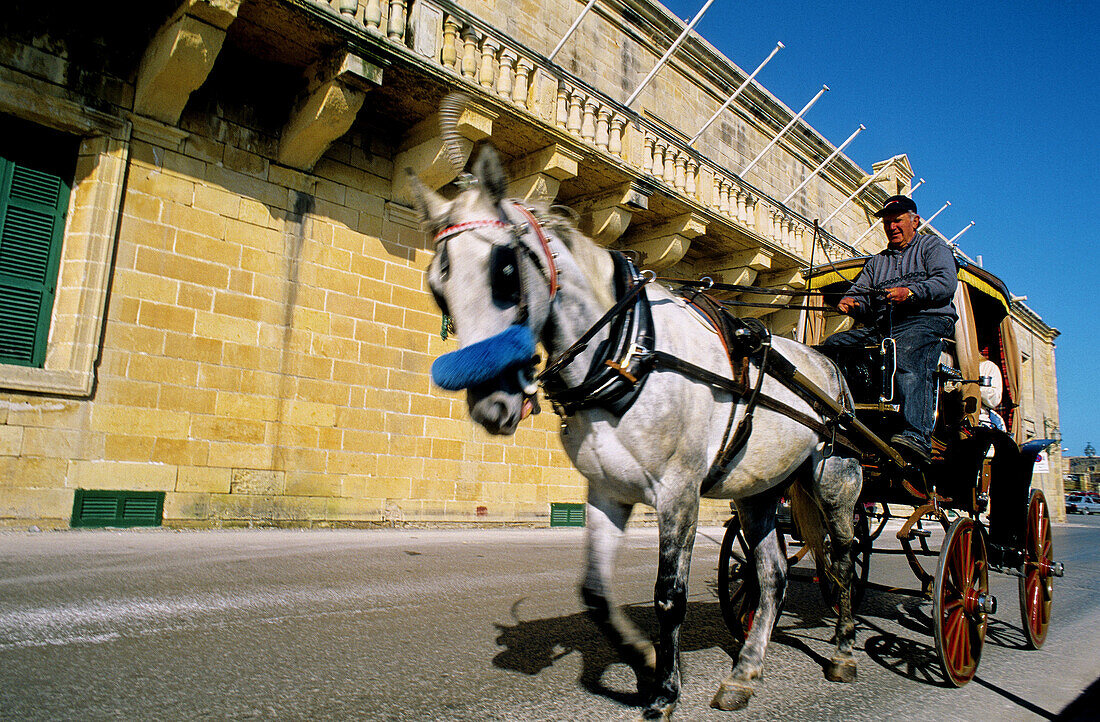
[[710, 681, 754, 711], [824, 657, 857, 683]]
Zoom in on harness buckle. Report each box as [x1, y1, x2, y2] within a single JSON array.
[[605, 342, 647, 384]]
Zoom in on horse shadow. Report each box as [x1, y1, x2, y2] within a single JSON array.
[[492, 572, 1036, 704], [491, 576, 840, 706]]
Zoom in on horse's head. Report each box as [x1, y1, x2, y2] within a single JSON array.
[[411, 144, 557, 435]]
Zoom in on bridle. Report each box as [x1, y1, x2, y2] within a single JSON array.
[[432, 201, 559, 313], [430, 200, 561, 414]]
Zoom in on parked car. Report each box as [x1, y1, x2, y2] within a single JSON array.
[[1065, 494, 1100, 515]]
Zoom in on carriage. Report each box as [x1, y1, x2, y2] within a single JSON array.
[[417, 123, 1064, 716], [716, 254, 1064, 687]]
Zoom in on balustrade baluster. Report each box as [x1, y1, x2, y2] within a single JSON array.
[[652, 141, 666, 181], [674, 154, 687, 191], [387, 0, 406, 40], [566, 91, 584, 134], [366, 0, 382, 32], [479, 38, 498, 89], [581, 100, 598, 142], [595, 109, 610, 150], [497, 49, 516, 99], [461, 29, 478, 80], [556, 84, 569, 128], [441, 16, 459, 70], [643, 133, 655, 174], [513, 59, 532, 108], [609, 116, 624, 157]]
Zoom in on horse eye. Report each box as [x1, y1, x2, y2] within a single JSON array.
[[490, 245, 521, 307]]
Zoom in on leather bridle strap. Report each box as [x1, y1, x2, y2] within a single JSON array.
[[433, 219, 510, 244], [432, 203, 558, 301]]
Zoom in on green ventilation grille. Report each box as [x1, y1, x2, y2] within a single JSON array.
[[549, 502, 585, 527], [71, 490, 165, 528]]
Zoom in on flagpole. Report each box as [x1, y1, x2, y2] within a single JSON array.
[[548, 0, 599, 62], [625, 0, 717, 107], [916, 201, 951, 231], [690, 42, 784, 145], [782, 124, 864, 205], [741, 84, 829, 176]]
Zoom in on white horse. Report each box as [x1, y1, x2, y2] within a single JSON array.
[[412, 143, 863, 719]]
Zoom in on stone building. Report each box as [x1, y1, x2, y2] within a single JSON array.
[[1009, 301, 1064, 517], [0, 0, 1061, 527], [1065, 456, 1099, 493]]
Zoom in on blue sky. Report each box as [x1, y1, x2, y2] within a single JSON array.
[[659, 0, 1099, 455]]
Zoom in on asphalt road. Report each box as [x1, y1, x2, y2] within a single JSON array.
[[1, 514, 1099, 721]]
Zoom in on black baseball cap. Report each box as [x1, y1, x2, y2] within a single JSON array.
[[873, 195, 918, 217]]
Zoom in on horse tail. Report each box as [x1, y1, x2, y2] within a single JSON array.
[[788, 465, 825, 566]]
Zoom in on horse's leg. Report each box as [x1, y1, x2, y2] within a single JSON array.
[[580, 497, 656, 692], [815, 454, 863, 683], [712, 495, 785, 711], [641, 493, 700, 721]]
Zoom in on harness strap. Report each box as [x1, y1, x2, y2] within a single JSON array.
[[539, 263, 652, 382], [646, 349, 861, 494]]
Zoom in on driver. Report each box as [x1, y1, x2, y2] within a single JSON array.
[[821, 195, 958, 464]]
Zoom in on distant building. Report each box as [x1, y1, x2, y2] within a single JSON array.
[[1065, 456, 1100, 493]]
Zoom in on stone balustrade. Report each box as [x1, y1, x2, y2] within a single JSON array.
[[318, 0, 854, 266]]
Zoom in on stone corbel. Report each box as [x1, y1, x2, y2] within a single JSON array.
[[576, 182, 651, 247], [737, 266, 804, 319], [278, 52, 384, 171], [506, 144, 582, 204], [766, 308, 803, 337], [133, 0, 243, 125], [620, 213, 707, 271], [696, 249, 775, 289], [757, 267, 805, 289], [391, 102, 496, 202]]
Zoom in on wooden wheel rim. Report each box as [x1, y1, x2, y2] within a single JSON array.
[[933, 518, 989, 687], [717, 519, 786, 640], [718, 519, 757, 640], [1019, 490, 1053, 649]]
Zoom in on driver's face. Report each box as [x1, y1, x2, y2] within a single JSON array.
[[881, 211, 919, 248]]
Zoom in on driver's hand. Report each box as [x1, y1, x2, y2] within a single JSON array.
[[884, 287, 913, 303], [837, 296, 859, 314]]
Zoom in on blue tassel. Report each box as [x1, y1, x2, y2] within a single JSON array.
[[431, 324, 537, 391]]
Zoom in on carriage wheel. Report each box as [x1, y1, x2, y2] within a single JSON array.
[[933, 517, 991, 687], [718, 517, 757, 640], [1019, 489, 1054, 649], [817, 503, 872, 614]]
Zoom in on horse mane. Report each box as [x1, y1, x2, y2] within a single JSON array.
[[531, 204, 617, 311]]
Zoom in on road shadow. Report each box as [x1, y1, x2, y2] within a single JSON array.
[[491, 573, 843, 707]]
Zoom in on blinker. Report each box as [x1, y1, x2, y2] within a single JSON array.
[[490, 244, 522, 308]]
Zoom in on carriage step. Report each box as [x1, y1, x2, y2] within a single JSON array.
[[904, 528, 932, 539]]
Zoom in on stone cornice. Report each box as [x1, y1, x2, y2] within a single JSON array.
[[1011, 301, 1060, 341]]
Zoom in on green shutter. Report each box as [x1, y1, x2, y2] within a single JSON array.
[[71, 490, 165, 528], [550, 502, 586, 527], [0, 120, 75, 367]]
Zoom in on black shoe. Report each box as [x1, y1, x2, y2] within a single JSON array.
[[891, 434, 931, 465]]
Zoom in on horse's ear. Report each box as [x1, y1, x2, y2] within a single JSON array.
[[471, 143, 508, 206], [407, 169, 450, 232]]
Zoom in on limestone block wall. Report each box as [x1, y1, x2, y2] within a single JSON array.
[[1011, 304, 1064, 520], [0, 0, 1025, 529]]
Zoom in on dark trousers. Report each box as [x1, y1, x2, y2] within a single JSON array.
[[821, 314, 955, 451]]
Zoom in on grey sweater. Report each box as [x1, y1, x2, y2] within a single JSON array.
[[845, 233, 958, 324]]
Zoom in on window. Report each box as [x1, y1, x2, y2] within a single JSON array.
[[0, 114, 79, 366], [0, 74, 131, 397]]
